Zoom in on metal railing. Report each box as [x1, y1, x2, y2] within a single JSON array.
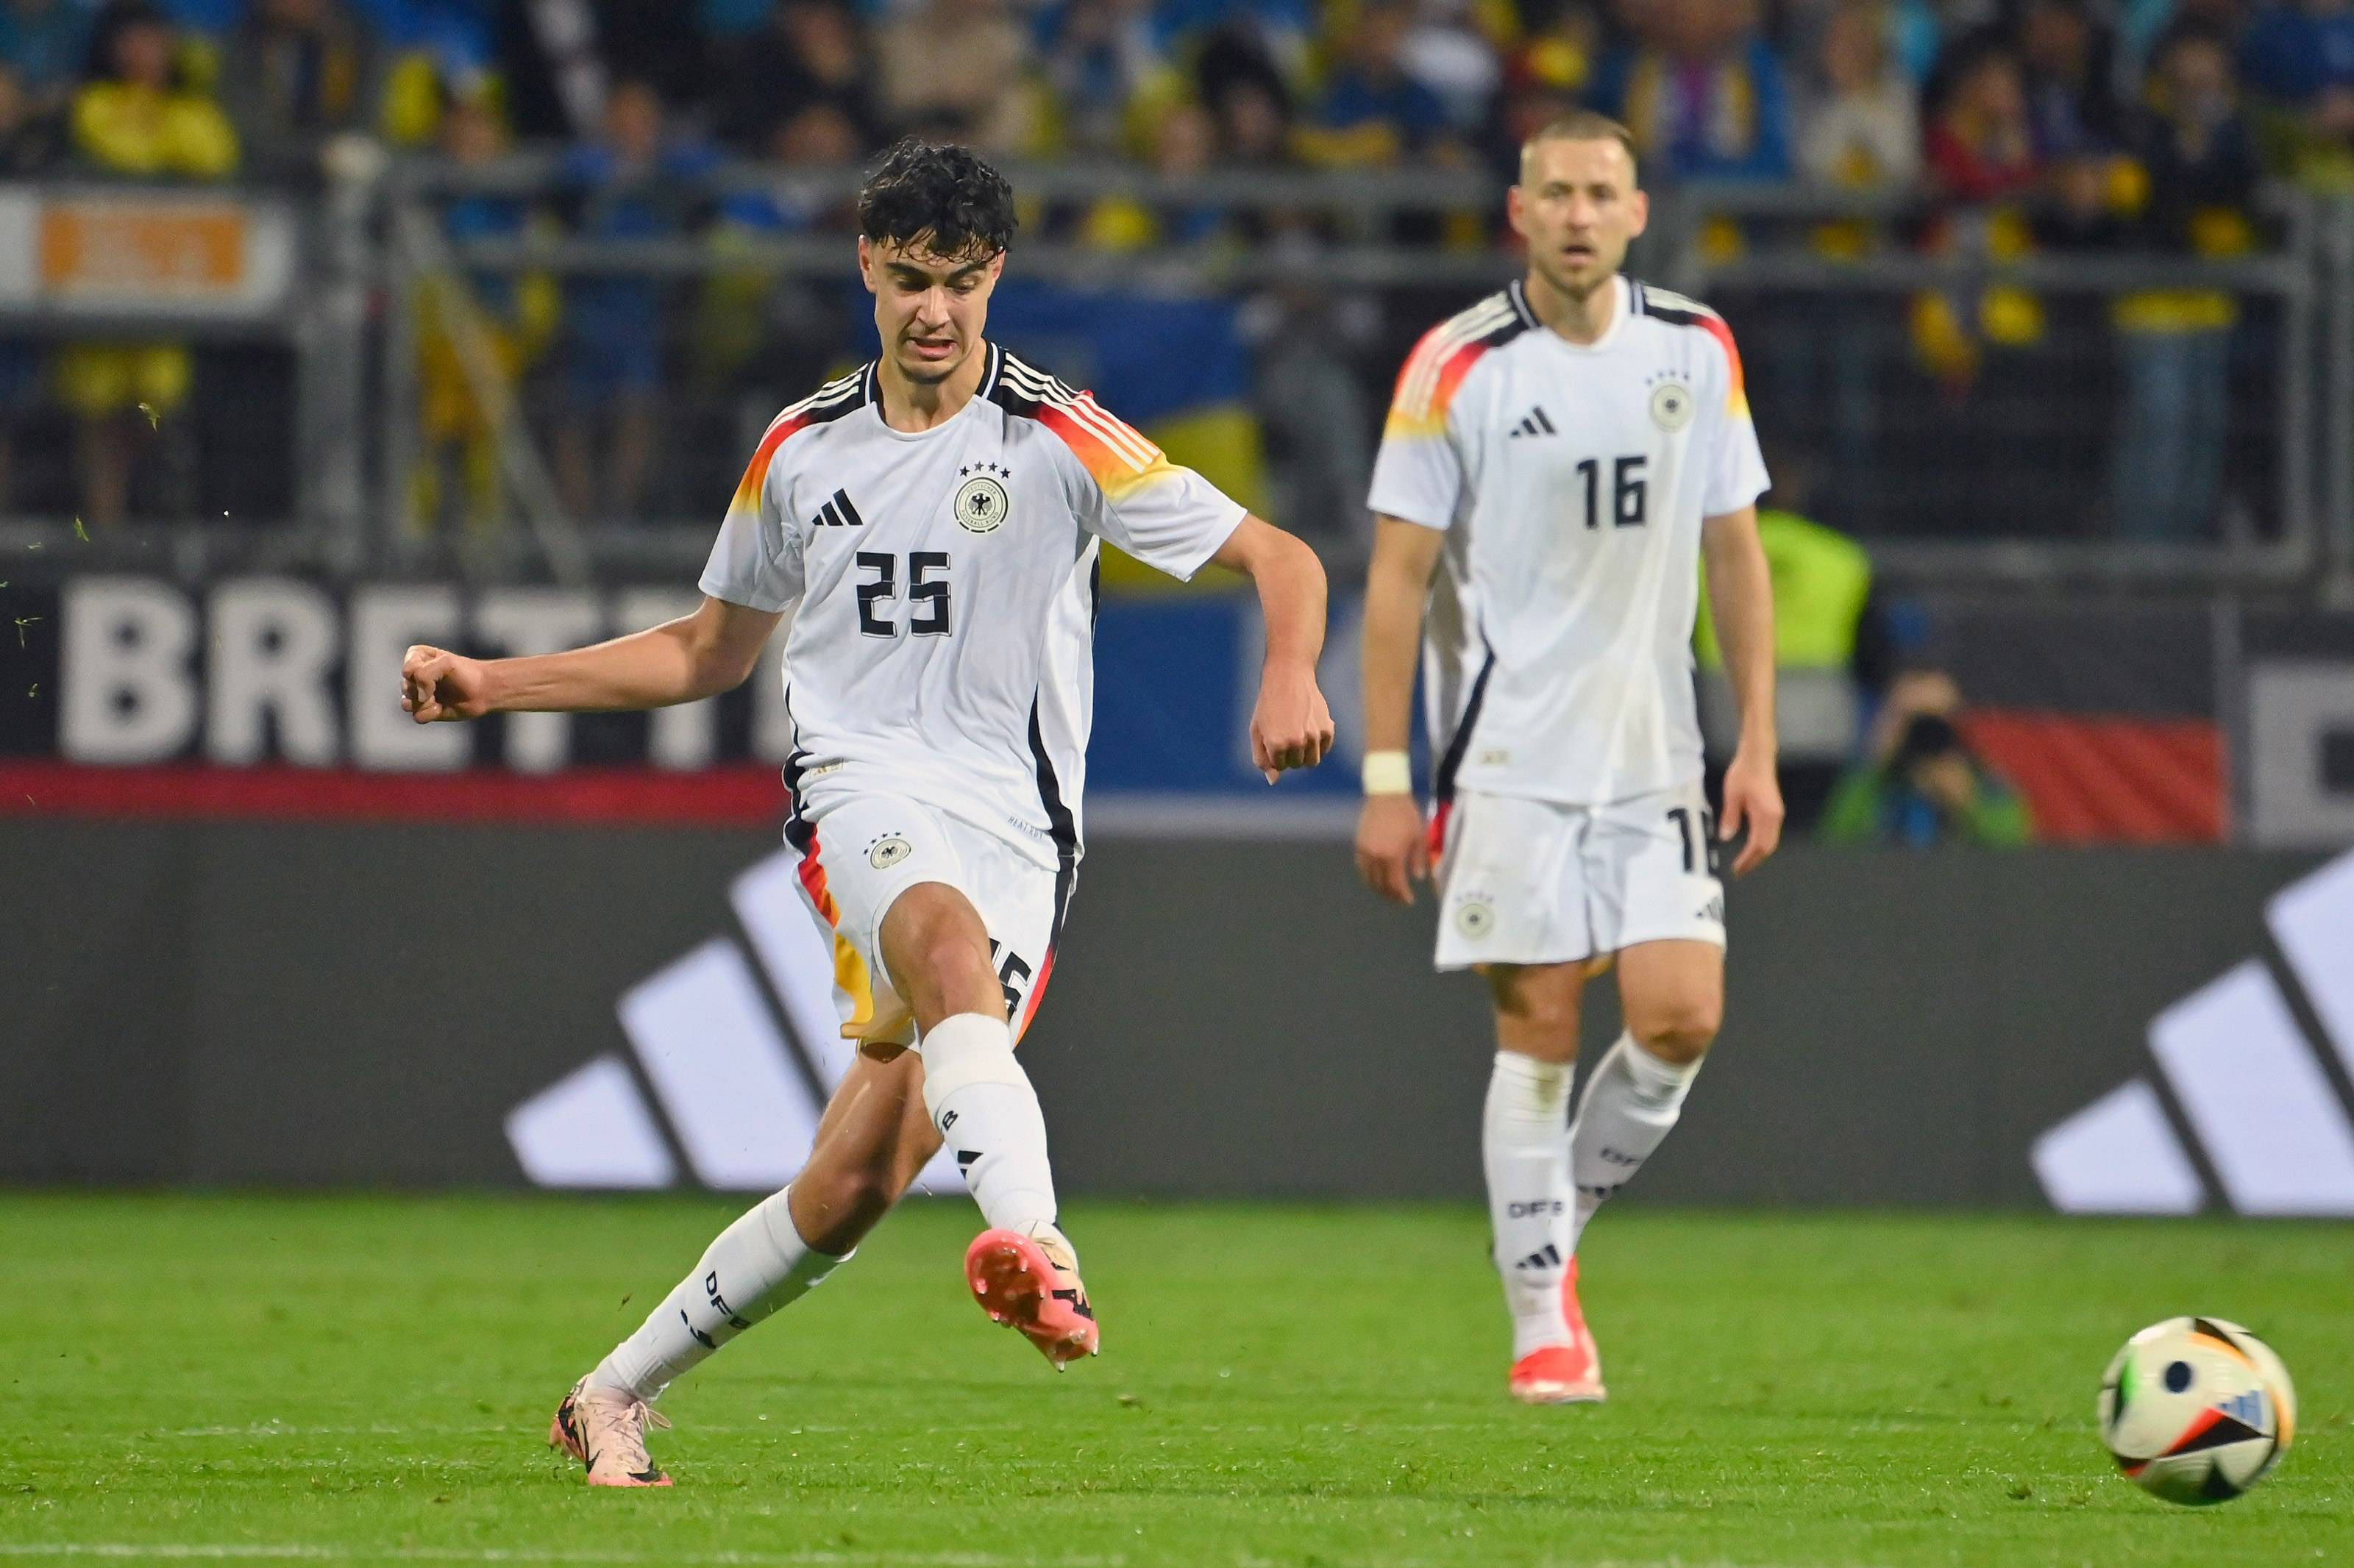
[[1, 161, 2348, 600]]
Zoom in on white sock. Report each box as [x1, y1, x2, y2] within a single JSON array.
[[590, 1186, 846, 1401], [1568, 1033, 1702, 1252], [920, 1012, 1061, 1237], [1484, 1050, 1576, 1359]]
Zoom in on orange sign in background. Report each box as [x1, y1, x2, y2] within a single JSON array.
[[38, 201, 246, 297]]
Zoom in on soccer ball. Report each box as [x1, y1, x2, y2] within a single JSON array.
[[2099, 1316, 2296, 1505]]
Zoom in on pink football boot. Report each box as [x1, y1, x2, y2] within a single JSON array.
[[964, 1223, 1099, 1367], [1509, 1258, 1607, 1404], [548, 1377, 674, 1486]]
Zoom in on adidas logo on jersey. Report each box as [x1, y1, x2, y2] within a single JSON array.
[[810, 489, 866, 527], [2033, 847, 2354, 1216], [1512, 1243, 1562, 1272], [1507, 407, 1557, 438]]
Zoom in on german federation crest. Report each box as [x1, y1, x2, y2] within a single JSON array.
[[1650, 380, 1695, 431], [953, 466, 1011, 534]]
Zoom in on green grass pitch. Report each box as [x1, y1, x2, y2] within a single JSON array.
[[1, 1196, 2345, 1567]]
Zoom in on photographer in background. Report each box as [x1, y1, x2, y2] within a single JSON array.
[[1819, 669, 2035, 847]]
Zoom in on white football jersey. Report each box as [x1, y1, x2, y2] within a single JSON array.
[[1367, 276, 1768, 809], [702, 344, 1245, 872]]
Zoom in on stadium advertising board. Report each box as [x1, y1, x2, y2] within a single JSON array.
[[1, 576, 1363, 807], [7, 576, 2353, 844], [1, 805, 2347, 1214], [0, 186, 298, 318]]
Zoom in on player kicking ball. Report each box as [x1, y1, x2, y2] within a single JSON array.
[[400, 138, 1334, 1484], [1354, 113, 1783, 1405]]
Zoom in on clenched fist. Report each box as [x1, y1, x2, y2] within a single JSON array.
[[1250, 661, 1336, 783], [400, 645, 494, 723]]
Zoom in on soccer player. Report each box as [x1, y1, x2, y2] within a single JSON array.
[[1353, 112, 1783, 1405], [399, 139, 1334, 1484]]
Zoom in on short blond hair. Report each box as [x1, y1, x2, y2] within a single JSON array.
[[1520, 112, 1640, 185]]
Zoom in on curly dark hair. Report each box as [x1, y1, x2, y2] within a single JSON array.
[[857, 137, 1017, 260]]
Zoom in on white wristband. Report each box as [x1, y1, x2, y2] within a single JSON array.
[[1362, 750, 1413, 797]]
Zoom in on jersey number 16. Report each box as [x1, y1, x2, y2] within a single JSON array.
[[1576, 455, 1648, 530], [856, 551, 953, 638]]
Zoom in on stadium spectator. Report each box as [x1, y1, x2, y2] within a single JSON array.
[[217, 0, 387, 184], [2018, 0, 2122, 157], [60, 0, 238, 528], [1042, 0, 1168, 158], [1153, 0, 1318, 79], [0, 55, 63, 171], [1885, 0, 2005, 82], [1797, 0, 1922, 193], [1776, 5, 1917, 493], [1081, 97, 1232, 246], [490, 0, 707, 142], [874, 0, 1040, 152], [728, 100, 864, 231], [552, 76, 713, 521], [1498, 0, 1597, 115], [1395, 0, 1507, 132], [690, 96, 859, 449], [1590, 0, 1795, 182], [2238, 0, 2354, 182], [0, 57, 49, 516], [2237, 0, 2354, 104], [2109, 21, 2261, 539], [0, 0, 95, 116], [413, 85, 556, 534], [2114, 0, 2250, 85], [1479, 1, 1594, 182], [1819, 669, 2035, 845], [711, 0, 880, 157], [1913, 38, 2040, 387], [1924, 35, 2040, 200], [1198, 24, 1295, 167], [1297, 0, 1458, 165]]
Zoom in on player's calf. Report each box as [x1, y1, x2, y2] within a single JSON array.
[[585, 1186, 851, 1408]]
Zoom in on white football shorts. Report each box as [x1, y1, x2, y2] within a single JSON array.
[[1431, 782, 1727, 971], [783, 793, 1071, 1049]]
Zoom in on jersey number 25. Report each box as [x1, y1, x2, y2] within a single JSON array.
[[856, 551, 953, 638]]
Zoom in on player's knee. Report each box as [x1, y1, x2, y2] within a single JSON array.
[[792, 1163, 900, 1250], [882, 885, 1004, 1022], [908, 933, 1002, 1019], [1490, 984, 1580, 1062], [1631, 998, 1720, 1066]]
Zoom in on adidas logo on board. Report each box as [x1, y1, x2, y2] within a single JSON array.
[[504, 849, 959, 1194], [2033, 849, 2354, 1216]]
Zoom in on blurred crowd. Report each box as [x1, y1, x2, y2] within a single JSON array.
[[0, 0, 2342, 200], [2, 0, 2349, 535]]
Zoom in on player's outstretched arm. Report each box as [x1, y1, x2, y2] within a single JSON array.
[[1700, 505, 1785, 876], [401, 595, 784, 723], [1355, 516, 1446, 905], [1209, 515, 1335, 783]]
